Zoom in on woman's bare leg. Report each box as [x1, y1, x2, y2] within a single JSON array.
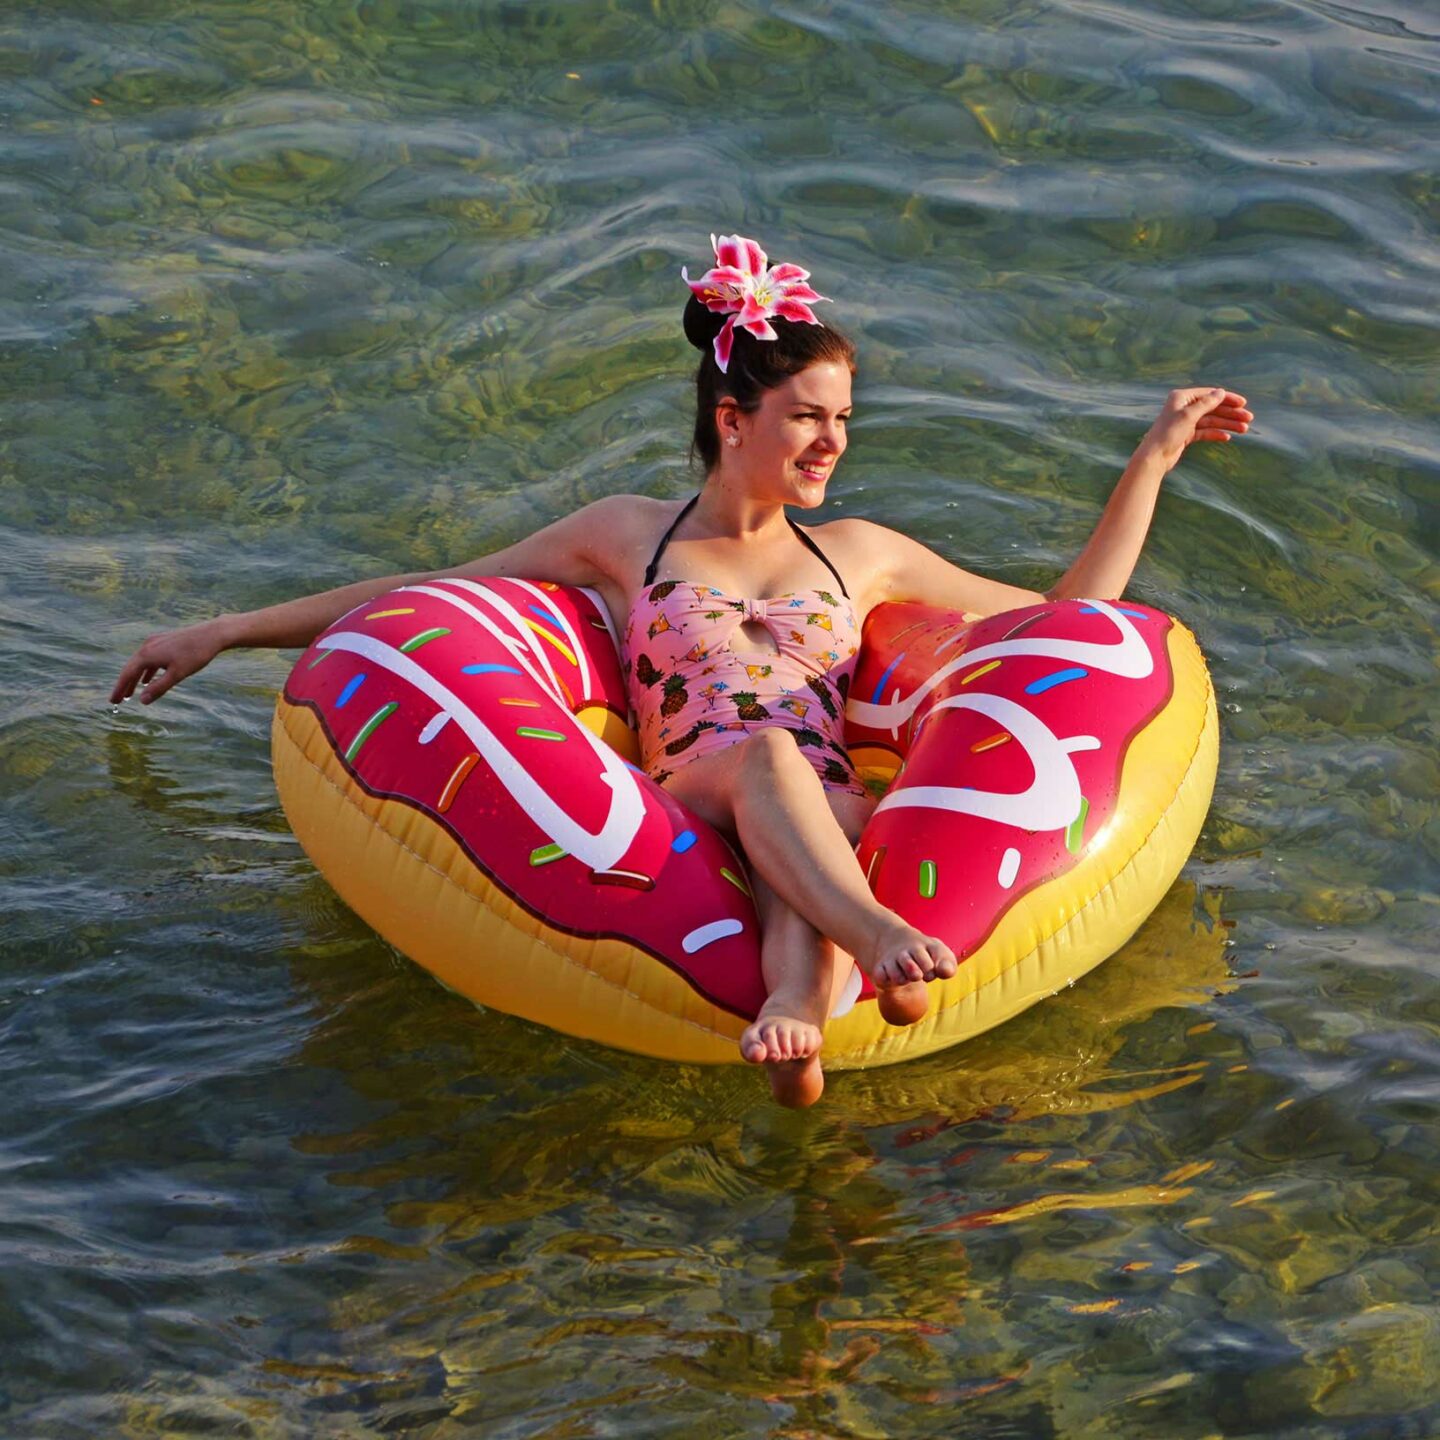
[[743, 872, 841, 1108], [662, 731, 952, 1007]]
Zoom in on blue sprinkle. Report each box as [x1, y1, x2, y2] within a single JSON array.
[[624, 761, 646, 774], [1080, 605, 1148, 618], [462, 663, 522, 675], [336, 674, 366, 708], [1026, 667, 1088, 695], [528, 603, 564, 627], [672, 829, 697, 854], [868, 652, 906, 705]]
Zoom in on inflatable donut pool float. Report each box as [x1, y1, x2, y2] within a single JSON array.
[[271, 578, 1217, 1069]]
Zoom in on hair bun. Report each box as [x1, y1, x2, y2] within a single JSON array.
[[683, 295, 725, 354]]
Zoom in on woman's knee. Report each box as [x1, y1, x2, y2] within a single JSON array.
[[739, 726, 806, 780]]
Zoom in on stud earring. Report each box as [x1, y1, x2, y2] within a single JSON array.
[[725, 436, 740, 448]]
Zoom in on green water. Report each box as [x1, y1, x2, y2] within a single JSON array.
[[3, 0, 1437, 1434]]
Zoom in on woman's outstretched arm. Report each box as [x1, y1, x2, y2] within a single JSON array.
[[1048, 387, 1250, 601], [848, 386, 1251, 617], [110, 494, 632, 706]]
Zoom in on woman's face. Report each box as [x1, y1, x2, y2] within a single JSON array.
[[719, 361, 853, 507]]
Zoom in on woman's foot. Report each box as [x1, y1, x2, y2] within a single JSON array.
[[741, 1007, 826, 1108], [860, 918, 957, 1027]]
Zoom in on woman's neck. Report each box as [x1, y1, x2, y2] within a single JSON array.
[[690, 476, 793, 543]]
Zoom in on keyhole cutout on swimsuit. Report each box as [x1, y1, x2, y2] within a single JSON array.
[[736, 620, 781, 656]]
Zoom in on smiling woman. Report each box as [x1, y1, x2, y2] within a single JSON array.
[[111, 231, 1249, 1107]]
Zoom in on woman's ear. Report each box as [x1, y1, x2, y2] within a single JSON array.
[[715, 399, 742, 446]]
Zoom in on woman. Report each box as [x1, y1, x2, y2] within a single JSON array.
[[113, 234, 1251, 1107]]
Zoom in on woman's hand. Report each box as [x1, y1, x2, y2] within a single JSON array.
[[1140, 387, 1252, 473], [111, 616, 235, 706]]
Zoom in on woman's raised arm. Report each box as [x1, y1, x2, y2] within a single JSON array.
[[853, 386, 1251, 618], [110, 495, 631, 706], [1049, 387, 1250, 601]]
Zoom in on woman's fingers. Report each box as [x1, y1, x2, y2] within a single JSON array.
[[110, 654, 148, 704]]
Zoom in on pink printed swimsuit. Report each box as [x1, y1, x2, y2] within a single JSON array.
[[621, 496, 867, 797]]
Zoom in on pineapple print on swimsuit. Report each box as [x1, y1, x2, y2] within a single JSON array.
[[622, 498, 867, 797]]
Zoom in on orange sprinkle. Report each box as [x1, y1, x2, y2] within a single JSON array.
[[437, 753, 479, 813], [961, 660, 1001, 685], [498, 697, 541, 707], [366, 607, 415, 619], [971, 731, 1011, 753]]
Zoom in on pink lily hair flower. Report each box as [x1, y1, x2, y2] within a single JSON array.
[[682, 233, 830, 373]]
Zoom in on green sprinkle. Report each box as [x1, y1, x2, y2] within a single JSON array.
[[516, 727, 566, 742], [918, 859, 937, 899], [307, 648, 334, 669], [1065, 796, 1091, 855], [529, 843, 567, 867], [399, 626, 451, 653], [344, 702, 398, 762], [720, 867, 751, 897]]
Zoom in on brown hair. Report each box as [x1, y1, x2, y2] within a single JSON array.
[[684, 295, 857, 472]]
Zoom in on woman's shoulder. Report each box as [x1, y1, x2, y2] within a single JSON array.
[[801, 514, 905, 566]]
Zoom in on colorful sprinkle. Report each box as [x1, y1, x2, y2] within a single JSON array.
[[1001, 612, 1049, 640], [1065, 796, 1090, 854], [307, 648, 335, 669], [1080, 604, 1147, 618], [335, 673, 366, 709], [399, 626, 451, 653], [437, 753, 479, 813], [960, 659, 1001, 685], [529, 843, 566, 867], [344, 702, 398, 762], [527, 603, 565, 628], [523, 618, 577, 666], [365, 607, 415, 620], [588, 617, 609, 631], [672, 829, 698, 854], [516, 727, 566, 742], [682, 918, 744, 954], [918, 859, 938, 899], [1026, 667, 1088, 695], [868, 652, 906, 705], [462, 663, 522, 676], [590, 868, 655, 891], [971, 731, 1011, 753], [720, 867, 751, 897], [418, 712, 449, 745], [998, 847, 1021, 888], [498, 697, 541, 707]]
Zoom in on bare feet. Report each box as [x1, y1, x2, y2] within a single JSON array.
[[741, 1007, 826, 1108], [877, 980, 930, 1027], [860, 919, 957, 1028]]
